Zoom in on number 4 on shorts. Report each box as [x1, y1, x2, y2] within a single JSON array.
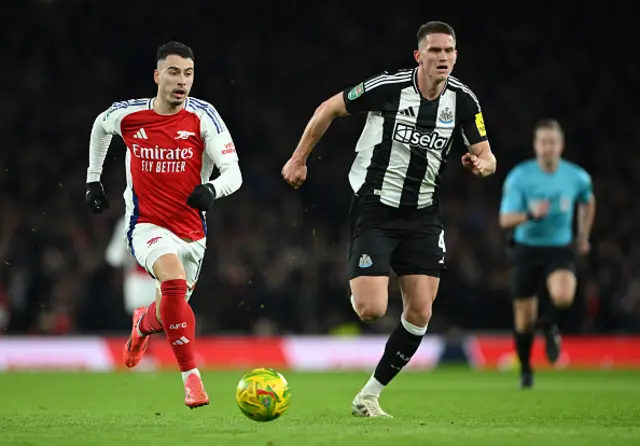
[[438, 230, 446, 264]]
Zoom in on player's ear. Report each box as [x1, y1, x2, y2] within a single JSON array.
[[153, 69, 160, 85], [413, 49, 421, 65]]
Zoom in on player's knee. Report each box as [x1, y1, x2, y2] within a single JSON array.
[[352, 295, 387, 323], [158, 269, 187, 282], [403, 304, 432, 328], [550, 290, 574, 307], [152, 253, 186, 282], [514, 318, 536, 332], [548, 274, 576, 307], [514, 303, 537, 332]]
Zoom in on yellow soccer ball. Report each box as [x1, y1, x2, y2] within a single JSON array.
[[236, 368, 291, 422]]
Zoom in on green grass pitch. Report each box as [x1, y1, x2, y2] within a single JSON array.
[[1, 368, 639, 445]]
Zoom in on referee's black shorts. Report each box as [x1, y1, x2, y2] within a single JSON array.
[[510, 243, 576, 299], [347, 194, 446, 280]]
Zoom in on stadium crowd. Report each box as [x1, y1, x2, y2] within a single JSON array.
[[1, 2, 638, 335]]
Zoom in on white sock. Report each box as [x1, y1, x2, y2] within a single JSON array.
[[181, 368, 201, 384], [361, 375, 385, 398], [401, 313, 428, 336]]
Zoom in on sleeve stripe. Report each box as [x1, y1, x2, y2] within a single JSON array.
[[448, 77, 481, 109], [364, 73, 412, 91], [107, 99, 149, 113], [186, 98, 225, 134], [460, 127, 470, 146], [363, 70, 412, 85]]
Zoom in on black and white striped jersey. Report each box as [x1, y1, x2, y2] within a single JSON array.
[[342, 68, 488, 209]]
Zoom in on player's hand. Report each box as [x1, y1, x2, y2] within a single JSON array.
[[187, 183, 216, 211], [86, 181, 110, 214], [576, 236, 591, 255], [461, 153, 489, 176], [282, 157, 307, 189]]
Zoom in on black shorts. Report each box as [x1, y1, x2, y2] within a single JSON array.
[[347, 194, 446, 279], [510, 244, 576, 298]]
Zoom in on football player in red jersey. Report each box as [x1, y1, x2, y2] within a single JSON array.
[[86, 42, 242, 408]]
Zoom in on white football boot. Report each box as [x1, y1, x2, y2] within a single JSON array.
[[351, 392, 392, 418]]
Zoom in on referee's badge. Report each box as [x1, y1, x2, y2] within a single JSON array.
[[348, 82, 365, 100]]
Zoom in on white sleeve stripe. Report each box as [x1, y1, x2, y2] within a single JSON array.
[[364, 72, 412, 88], [186, 98, 225, 134], [460, 127, 470, 146], [105, 100, 149, 118], [364, 73, 413, 91], [448, 78, 481, 109], [449, 78, 478, 102]]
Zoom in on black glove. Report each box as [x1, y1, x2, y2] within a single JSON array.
[[86, 181, 110, 214], [187, 183, 216, 211]]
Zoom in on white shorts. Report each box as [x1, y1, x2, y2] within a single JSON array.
[[128, 223, 206, 300], [123, 271, 157, 314]]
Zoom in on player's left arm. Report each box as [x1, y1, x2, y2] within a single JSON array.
[[187, 109, 243, 211], [576, 169, 596, 245], [459, 90, 496, 177]]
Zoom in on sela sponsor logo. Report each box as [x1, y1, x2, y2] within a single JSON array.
[[221, 142, 236, 155], [131, 143, 194, 173], [393, 123, 449, 150]]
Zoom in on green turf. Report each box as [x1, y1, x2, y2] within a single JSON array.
[[1, 369, 639, 445]]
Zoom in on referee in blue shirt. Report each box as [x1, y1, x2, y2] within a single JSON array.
[[499, 119, 596, 388]]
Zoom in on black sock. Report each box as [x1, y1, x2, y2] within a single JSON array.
[[514, 331, 534, 373], [538, 305, 567, 329], [373, 321, 423, 385]]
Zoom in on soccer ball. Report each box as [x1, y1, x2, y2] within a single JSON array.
[[236, 368, 291, 422]]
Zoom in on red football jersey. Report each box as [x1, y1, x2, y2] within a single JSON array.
[[96, 97, 238, 241]]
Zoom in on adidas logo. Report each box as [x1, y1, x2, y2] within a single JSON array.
[[133, 128, 148, 139], [398, 107, 416, 117], [172, 336, 190, 346]]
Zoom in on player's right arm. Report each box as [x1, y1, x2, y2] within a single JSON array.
[[281, 93, 348, 188], [86, 102, 126, 213], [499, 168, 547, 229], [282, 73, 389, 188]]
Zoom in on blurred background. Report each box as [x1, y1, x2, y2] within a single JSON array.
[[1, 1, 638, 338]]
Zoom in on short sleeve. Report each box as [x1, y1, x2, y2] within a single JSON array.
[[576, 169, 593, 204], [343, 71, 403, 114], [458, 89, 488, 146], [500, 170, 527, 214]]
